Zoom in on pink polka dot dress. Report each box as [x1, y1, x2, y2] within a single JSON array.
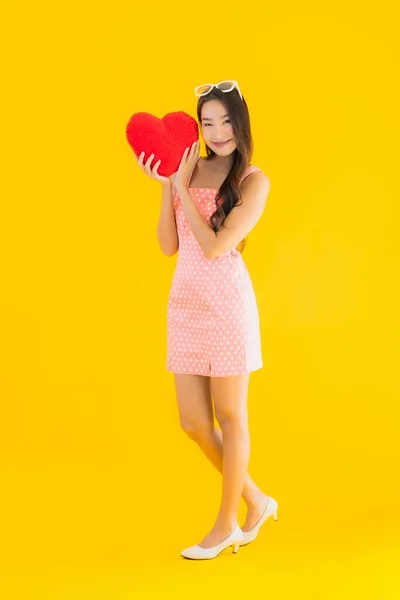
[[166, 163, 264, 378]]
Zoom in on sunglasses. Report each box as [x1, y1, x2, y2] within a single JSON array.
[[194, 80, 243, 101]]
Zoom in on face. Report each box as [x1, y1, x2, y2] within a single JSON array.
[[200, 99, 237, 155]]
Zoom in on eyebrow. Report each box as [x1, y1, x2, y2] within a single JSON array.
[[201, 114, 230, 121]]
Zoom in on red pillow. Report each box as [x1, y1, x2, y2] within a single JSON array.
[[126, 111, 199, 177]]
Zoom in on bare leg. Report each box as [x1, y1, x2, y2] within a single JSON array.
[[197, 426, 269, 531], [196, 426, 264, 503], [199, 373, 250, 546], [174, 373, 268, 540]]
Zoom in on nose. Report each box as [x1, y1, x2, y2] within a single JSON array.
[[212, 128, 229, 141]]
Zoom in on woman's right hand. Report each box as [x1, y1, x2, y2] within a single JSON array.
[[137, 151, 172, 185]]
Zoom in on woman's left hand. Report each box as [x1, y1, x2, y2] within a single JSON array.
[[171, 140, 200, 191]]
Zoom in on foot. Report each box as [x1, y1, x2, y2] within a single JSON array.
[[242, 493, 269, 532], [198, 524, 239, 549]]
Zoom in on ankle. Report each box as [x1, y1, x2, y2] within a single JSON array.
[[214, 517, 239, 532], [245, 490, 268, 509]]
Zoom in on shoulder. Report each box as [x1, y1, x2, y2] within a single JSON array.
[[240, 165, 270, 195]]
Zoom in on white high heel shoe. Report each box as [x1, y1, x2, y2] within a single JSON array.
[[239, 496, 278, 546], [180, 524, 245, 560]]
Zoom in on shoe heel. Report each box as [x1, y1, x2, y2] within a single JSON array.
[[272, 509, 278, 521], [232, 543, 239, 554]]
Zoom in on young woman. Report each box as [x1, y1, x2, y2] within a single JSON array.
[[137, 80, 278, 560]]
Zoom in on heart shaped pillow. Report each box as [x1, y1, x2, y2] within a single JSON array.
[[126, 111, 199, 177]]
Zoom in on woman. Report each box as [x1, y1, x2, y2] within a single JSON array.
[[137, 80, 278, 560]]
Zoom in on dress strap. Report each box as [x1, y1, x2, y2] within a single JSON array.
[[239, 165, 263, 184]]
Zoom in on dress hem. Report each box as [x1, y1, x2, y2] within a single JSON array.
[[165, 364, 263, 377]]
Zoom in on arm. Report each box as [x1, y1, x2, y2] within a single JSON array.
[[176, 172, 270, 259], [156, 179, 179, 256]]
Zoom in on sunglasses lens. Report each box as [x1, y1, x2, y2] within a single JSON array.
[[217, 81, 235, 91], [196, 84, 213, 95]]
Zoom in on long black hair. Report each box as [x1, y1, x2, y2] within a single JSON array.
[[196, 87, 254, 253]]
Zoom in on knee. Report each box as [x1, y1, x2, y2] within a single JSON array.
[[215, 411, 248, 432], [180, 419, 213, 443]]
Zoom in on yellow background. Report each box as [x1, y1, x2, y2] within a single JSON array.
[[1, 0, 399, 598]]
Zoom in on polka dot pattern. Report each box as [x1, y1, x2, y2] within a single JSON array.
[[166, 165, 264, 377]]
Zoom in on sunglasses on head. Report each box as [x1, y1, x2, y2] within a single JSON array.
[[194, 80, 243, 101]]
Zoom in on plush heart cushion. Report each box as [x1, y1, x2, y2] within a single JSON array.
[[126, 111, 199, 177]]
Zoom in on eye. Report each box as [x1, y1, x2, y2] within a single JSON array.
[[204, 119, 231, 127]]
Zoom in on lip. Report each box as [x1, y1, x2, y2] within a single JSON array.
[[212, 139, 231, 147]]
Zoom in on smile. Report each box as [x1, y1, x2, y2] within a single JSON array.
[[212, 139, 231, 147]]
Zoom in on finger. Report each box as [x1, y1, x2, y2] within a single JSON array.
[[189, 141, 199, 163], [191, 141, 200, 160], [153, 159, 162, 176], [178, 147, 190, 168], [144, 153, 155, 174], [138, 151, 145, 167], [145, 153, 155, 167], [189, 141, 197, 157]]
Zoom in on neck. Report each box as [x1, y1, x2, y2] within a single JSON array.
[[209, 152, 235, 170]]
